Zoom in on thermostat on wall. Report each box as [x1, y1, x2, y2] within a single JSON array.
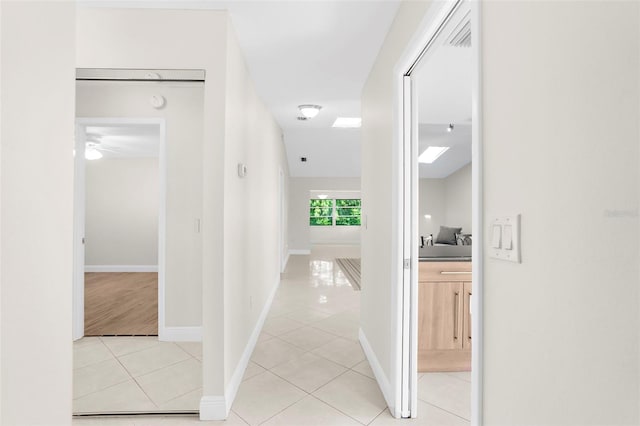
[[238, 163, 247, 178]]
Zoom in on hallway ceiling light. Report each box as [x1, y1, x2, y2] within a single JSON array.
[[419, 146, 449, 164], [85, 142, 103, 160], [298, 104, 322, 119], [332, 117, 361, 128]]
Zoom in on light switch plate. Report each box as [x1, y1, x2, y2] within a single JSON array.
[[489, 214, 521, 263]]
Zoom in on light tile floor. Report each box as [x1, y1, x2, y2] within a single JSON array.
[[74, 245, 470, 425], [73, 337, 202, 414]]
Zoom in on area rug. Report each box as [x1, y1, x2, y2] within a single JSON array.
[[335, 258, 361, 291]]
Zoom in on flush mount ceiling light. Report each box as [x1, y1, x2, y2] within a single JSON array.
[[298, 104, 322, 119], [447, 123, 454, 132], [317, 194, 328, 199], [332, 117, 362, 128], [85, 141, 103, 160], [419, 146, 450, 164]]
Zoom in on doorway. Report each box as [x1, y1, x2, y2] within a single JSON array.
[[396, 0, 483, 422], [72, 70, 205, 415], [74, 119, 164, 338]]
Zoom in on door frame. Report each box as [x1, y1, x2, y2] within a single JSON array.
[[392, 0, 483, 422], [73, 117, 167, 340]]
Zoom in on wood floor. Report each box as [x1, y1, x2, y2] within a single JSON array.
[[84, 272, 158, 336]]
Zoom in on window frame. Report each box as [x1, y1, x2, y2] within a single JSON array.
[[309, 198, 361, 227]]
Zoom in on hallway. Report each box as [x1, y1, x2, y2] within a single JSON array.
[[73, 245, 469, 425]]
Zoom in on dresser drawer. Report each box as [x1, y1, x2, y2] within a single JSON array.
[[419, 261, 472, 282]]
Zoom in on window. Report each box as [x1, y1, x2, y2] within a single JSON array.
[[310, 198, 361, 226], [309, 199, 333, 226]]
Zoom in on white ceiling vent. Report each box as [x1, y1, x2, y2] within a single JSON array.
[[446, 10, 471, 48]]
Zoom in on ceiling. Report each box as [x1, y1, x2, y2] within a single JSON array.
[[79, 0, 400, 177], [78, 1, 470, 179], [418, 123, 471, 179], [83, 123, 160, 158], [223, 1, 401, 177], [414, 6, 472, 179]]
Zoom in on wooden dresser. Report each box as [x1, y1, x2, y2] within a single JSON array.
[[418, 260, 472, 372]]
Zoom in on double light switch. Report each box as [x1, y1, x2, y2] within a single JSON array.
[[489, 215, 521, 263]]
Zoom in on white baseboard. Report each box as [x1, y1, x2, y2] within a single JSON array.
[[159, 326, 202, 342], [359, 328, 394, 415], [199, 273, 280, 420], [224, 273, 280, 413], [199, 396, 227, 421], [85, 265, 158, 273], [281, 251, 290, 272], [288, 249, 311, 255]]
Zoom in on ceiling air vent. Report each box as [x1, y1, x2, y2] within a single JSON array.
[[446, 10, 471, 48]]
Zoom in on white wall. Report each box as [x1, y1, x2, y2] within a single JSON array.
[[77, 8, 289, 418], [85, 158, 159, 267], [360, 1, 433, 411], [77, 6, 229, 401], [76, 81, 205, 328], [223, 23, 290, 394], [419, 162, 472, 239], [481, 2, 638, 424], [1, 2, 75, 425], [418, 178, 445, 238], [443, 163, 471, 233], [289, 177, 361, 251], [362, 0, 640, 424]]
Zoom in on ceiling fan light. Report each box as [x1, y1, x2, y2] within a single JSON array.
[[85, 142, 103, 160], [298, 104, 322, 119]]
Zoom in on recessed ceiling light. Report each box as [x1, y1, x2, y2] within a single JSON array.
[[419, 146, 449, 164], [332, 117, 361, 128], [298, 104, 322, 119]]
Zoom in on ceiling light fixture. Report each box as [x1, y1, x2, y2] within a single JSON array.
[[298, 104, 322, 119], [447, 123, 454, 132], [332, 117, 362, 128], [85, 142, 103, 160], [317, 194, 328, 199], [419, 146, 450, 164]]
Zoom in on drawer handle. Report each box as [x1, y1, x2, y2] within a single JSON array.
[[440, 271, 471, 275], [453, 291, 459, 341]]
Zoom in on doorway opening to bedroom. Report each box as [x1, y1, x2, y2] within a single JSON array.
[[397, 0, 481, 422], [78, 121, 161, 337]]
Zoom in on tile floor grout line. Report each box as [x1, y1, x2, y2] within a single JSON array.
[[122, 349, 193, 380], [421, 399, 471, 422], [306, 393, 369, 426], [230, 409, 252, 426], [94, 337, 171, 411], [98, 335, 163, 358], [366, 406, 390, 425], [443, 371, 472, 384], [72, 359, 133, 401], [255, 392, 308, 426], [74, 338, 152, 409]]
